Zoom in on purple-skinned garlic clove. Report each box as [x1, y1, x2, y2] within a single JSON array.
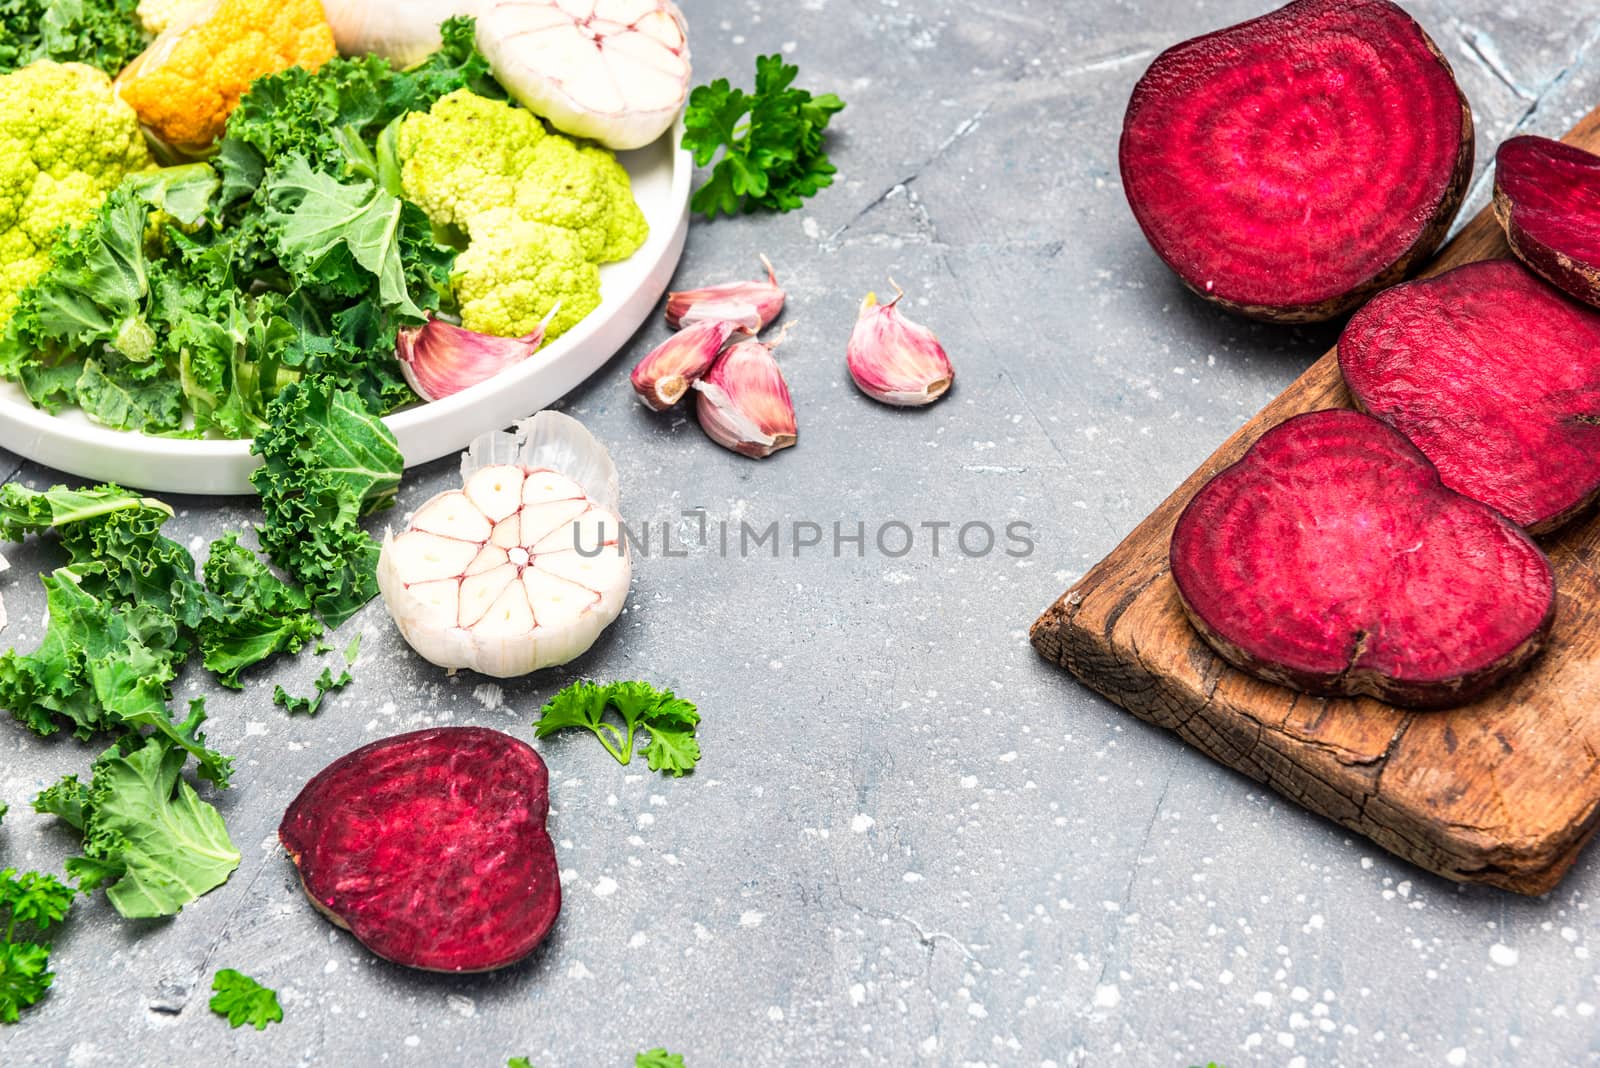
[[398, 314, 552, 402], [629, 319, 749, 411], [692, 329, 798, 459], [846, 281, 954, 407], [665, 255, 786, 333]]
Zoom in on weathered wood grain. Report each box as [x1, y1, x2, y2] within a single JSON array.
[[1031, 104, 1600, 895]]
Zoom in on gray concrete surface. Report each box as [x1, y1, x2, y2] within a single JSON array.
[[5, 2, 1600, 1065]]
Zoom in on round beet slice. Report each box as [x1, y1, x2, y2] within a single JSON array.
[[1339, 258, 1600, 533], [279, 727, 559, 973], [1494, 135, 1600, 308], [1120, 0, 1472, 322], [1170, 410, 1554, 708]]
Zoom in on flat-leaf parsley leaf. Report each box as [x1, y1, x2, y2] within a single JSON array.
[[210, 969, 283, 1030], [682, 54, 845, 219], [534, 681, 701, 776]]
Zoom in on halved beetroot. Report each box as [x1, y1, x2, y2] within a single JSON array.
[[279, 727, 559, 973], [1170, 410, 1554, 708], [1494, 136, 1600, 308], [1120, 0, 1472, 322], [1339, 258, 1600, 533]]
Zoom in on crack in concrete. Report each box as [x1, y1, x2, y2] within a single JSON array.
[[1457, 25, 1535, 101], [824, 104, 988, 251], [0, 456, 27, 490], [1081, 748, 1178, 1023], [149, 856, 276, 1016], [838, 894, 985, 969], [1461, 18, 1600, 219]]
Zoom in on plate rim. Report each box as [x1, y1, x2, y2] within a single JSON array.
[[0, 121, 692, 489]]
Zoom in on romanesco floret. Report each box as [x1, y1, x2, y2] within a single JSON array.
[[0, 61, 153, 325], [453, 210, 602, 340], [397, 89, 648, 339]]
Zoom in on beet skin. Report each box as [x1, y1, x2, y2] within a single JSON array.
[[1339, 259, 1600, 533], [279, 727, 560, 973], [1120, 0, 1472, 322], [1494, 135, 1600, 309], [1170, 410, 1554, 708]]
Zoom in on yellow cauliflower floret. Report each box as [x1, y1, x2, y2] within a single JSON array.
[[398, 89, 648, 340], [115, 0, 337, 152], [453, 210, 602, 340], [0, 62, 153, 324]]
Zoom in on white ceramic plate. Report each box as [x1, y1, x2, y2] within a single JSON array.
[[0, 127, 691, 496]]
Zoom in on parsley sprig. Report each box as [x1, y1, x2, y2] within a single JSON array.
[[210, 969, 282, 1030], [534, 681, 701, 776], [682, 54, 846, 219], [0, 865, 78, 1023]]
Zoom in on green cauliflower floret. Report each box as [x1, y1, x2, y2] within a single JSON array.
[[453, 209, 601, 340], [397, 89, 647, 339], [0, 61, 153, 325]]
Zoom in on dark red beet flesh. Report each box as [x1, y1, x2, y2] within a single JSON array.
[[1120, 0, 1472, 322], [1339, 258, 1600, 533], [1494, 135, 1600, 308], [1170, 410, 1554, 708], [279, 727, 559, 973]]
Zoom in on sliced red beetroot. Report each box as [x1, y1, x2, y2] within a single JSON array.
[[279, 727, 559, 973], [1120, 0, 1472, 322], [1339, 258, 1600, 532], [1494, 136, 1600, 308], [1170, 410, 1554, 708]]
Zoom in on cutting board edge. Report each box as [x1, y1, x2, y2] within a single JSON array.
[[1031, 584, 1600, 896]]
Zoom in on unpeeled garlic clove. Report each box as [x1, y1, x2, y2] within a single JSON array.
[[398, 316, 550, 402], [846, 282, 954, 407], [665, 255, 786, 333], [693, 332, 798, 459], [629, 319, 748, 411]]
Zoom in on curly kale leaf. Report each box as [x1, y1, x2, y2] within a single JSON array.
[[0, 0, 149, 77], [250, 381, 403, 628], [39, 735, 240, 919]]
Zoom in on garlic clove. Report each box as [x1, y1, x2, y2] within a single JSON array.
[[665, 256, 785, 331], [521, 497, 591, 547], [692, 334, 798, 459], [490, 515, 522, 549], [411, 491, 493, 541], [521, 568, 595, 628], [475, 581, 537, 638], [464, 465, 526, 522], [466, 545, 510, 576], [385, 532, 481, 583], [522, 470, 587, 506], [397, 316, 550, 402], [629, 319, 748, 411], [461, 565, 518, 627], [378, 414, 631, 678], [847, 281, 955, 407]]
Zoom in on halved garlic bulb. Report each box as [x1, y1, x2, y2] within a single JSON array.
[[377, 413, 631, 677], [476, 0, 692, 150]]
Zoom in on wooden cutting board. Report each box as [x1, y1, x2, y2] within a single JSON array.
[[1031, 104, 1600, 896]]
